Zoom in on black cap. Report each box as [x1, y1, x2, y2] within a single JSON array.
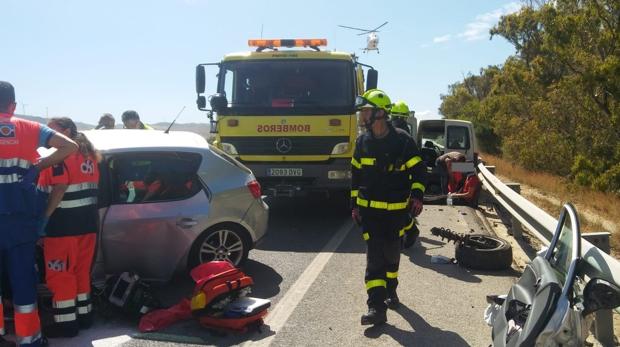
[[0, 81, 15, 112]]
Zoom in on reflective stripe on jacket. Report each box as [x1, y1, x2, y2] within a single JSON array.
[[350, 126, 426, 211], [39, 151, 100, 237], [0, 114, 51, 216]]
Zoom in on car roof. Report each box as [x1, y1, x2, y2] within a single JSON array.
[[83, 130, 209, 152]]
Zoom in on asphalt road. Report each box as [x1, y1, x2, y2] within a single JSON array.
[[45, 198, 519, 347]]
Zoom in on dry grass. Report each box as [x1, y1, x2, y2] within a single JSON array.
[[481, 153, 620, 256]]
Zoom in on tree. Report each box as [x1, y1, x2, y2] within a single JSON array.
[[439, 0, 620, 193]]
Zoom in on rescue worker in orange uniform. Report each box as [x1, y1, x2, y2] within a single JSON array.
[[38, 117, 100, 338], [0, 81, 77, 347], [351, 89, 426, 325]]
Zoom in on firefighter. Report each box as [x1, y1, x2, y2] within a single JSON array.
[[351, 89, 426, 325], [0, 81, 77, 347], [390, 100, 411, 135], [121, 110, 153, 130], [38, 117, 100, 338]]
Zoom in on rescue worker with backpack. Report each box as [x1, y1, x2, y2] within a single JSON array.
[[0, 81, 78, 347], [351, 89, 426, 325], [390, 100, 412, 135], [38, 117, 100, 338]]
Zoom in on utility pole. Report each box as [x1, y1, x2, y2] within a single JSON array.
[[46, 107, 49, 118], [22, 103, 28, 116]]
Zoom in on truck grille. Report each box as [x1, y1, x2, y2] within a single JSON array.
[[220, 136, 349, 155]]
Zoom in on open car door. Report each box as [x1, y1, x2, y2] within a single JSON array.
[[491, 203, 582, 346]]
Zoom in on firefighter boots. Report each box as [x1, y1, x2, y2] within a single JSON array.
[[360, 307, 387, 326], [385, 295, 400, 310]]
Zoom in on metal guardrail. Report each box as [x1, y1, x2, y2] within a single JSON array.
[[477, 163, 620, 285], [477, 163, 620, 344]]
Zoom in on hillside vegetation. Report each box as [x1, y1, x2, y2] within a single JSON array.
[[439, 1, 620, 194]]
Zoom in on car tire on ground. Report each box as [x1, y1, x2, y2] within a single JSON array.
[[189, 223, 251, 269], [454, 234, 512, 270]]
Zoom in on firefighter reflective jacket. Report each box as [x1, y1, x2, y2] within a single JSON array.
[[351, 125, 426, 213]]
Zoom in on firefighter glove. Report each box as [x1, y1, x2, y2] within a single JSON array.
[[410, 198, 423, 217]]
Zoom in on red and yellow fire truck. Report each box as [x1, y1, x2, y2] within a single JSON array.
[[195, 38, 378, 198]]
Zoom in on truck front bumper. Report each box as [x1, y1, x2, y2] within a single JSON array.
[[243, 159, 351, 197]]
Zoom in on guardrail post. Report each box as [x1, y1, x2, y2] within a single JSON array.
[[582, 232, 614, 346], [485, 165, 496, 175], [505, 183, 523, 239]]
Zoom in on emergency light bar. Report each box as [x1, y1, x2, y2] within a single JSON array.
[[248, 39, 327, 48]]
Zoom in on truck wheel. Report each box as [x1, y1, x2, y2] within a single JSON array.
[[455, 234, 512, 270]]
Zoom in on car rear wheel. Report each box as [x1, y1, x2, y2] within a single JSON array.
[[190, 224, 250, 268]]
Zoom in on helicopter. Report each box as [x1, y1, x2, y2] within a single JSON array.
[[338, 21, 388, 53]]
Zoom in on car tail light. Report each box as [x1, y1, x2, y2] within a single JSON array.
[[247, 180, 261, 199]]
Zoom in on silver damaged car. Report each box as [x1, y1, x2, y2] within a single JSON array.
[[84, 130, 269, 282]]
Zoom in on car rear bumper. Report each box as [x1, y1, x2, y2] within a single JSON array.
[[243, 196, 269, 246]]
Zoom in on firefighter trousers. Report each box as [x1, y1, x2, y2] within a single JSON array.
[[44, 233, 96, 331], [361, 215, 402, 311], [0, 241, 42, 347]]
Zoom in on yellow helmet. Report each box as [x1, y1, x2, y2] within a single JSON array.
[[355, 89, 392, 112], [391, 101, 410, 118]]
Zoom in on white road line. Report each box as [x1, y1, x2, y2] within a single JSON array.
[[245, 219, 354, 347], [91, 334, 132, 346]]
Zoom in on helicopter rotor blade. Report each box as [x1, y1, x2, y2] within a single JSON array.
[[338, 24, 372, 32], [370, 21, 388, 32]]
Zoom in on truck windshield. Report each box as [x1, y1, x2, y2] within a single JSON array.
[[218, 60, 354, 115]]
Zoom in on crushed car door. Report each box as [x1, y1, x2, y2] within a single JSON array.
[[100, 151, 209, 281]]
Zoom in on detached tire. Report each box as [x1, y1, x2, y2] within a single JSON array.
[[455, 234, 512, 270]]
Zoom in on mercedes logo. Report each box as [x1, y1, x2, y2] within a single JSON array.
[[275, 138, 292, 154]]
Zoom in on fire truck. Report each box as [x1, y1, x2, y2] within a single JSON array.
[[195, 38, 378, 198]]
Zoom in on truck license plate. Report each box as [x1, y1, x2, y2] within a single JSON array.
[[267, 168, 303, 177]]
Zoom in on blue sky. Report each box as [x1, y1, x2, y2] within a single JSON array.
[[2, 0, 521, 125]]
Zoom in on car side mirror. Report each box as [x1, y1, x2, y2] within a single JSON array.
[[209, 93, 228, 113], [582, 278, 620, 316]]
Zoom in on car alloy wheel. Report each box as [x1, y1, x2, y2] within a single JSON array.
[[198, 228, 245, 265]]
